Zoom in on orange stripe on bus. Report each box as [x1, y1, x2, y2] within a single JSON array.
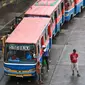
[[56, 11, 62, 23], [75, 0, 82, 4]]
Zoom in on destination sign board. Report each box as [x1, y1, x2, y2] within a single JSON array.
[[8, 44, 34, 51]]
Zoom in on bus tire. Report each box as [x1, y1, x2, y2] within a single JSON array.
[[79, 6, 82, 13], [60, 23, 62, 30], [80, 6, 83, 13], [52, 34, 55, 38], [70, 14, 73, 20]]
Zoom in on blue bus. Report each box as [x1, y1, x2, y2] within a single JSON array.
[[4, 17, 52, 77]]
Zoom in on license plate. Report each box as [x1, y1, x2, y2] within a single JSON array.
[[16, 74, 32, 77], [16, 75, 23, 77], [23, 74, 32, 76]]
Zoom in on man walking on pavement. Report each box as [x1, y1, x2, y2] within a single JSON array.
[[42, 45, 49, 72], [70, 49, 80, 77]]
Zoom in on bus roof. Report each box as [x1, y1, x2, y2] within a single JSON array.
[[6, 17, 51, 44], [34, 0, 60, 6], [25, 0, 61, 16]]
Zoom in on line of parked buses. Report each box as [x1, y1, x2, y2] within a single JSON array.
[[0, 0, 85, 78]]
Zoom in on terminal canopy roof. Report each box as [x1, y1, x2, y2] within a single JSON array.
[[6, 17, 51, 44], [25, 0, 61, 16]]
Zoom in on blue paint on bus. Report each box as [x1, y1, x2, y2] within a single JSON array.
[[65, 8, 75, 21], [75, 1, 83, 14]]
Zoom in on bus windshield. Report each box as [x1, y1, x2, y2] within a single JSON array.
[[4, 44, 36, 64]]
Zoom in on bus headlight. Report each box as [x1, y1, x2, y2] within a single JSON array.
[[22, 68, 35, 73], [29, 68, 35, 72], [4, 67, 10, 71], [4, 67, 17, 72]]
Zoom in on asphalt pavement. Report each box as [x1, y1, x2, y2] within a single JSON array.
[[49, 9, 85, 85]]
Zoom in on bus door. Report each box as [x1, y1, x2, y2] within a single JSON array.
[[41, 36, 44, 47], [70, 0, 75, 15], [58, 2, 64, 27], [61, 0, 65, 23], [55, 4, 62, 33], [37, 40, 42, 62], [50, 12, 56, 36], [48, 24, 52, 49], [0, 37, 2, 51], [54, 10, 57, 34]]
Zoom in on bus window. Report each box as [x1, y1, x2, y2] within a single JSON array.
[[51, 13, 55, 23], [46, 27, 48, 36], [37, 40, 41, 54], [65, 0, 68, 3], [51, 17, 53, 23], [58, 5, 61, 16], [44, 28, 48, 41], [54, 11, 57, 19], [61, 2, 64, 10], [56, 8, 58, 17], [48, 24, 51, 37], [5, 44, 36, 63], [60, 3, 62, 13], [38, 44, 40, 54], [0, 39, 2, 51], [25, 51, 32, 60], [65, 0, 71, 10], [45, 30, 47, 40], [41, 36, 44, 46], [61, 2, 64, 14], [70, 0, 74, 4]]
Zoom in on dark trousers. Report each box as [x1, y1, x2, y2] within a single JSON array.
[[43, 57, 49, 70]]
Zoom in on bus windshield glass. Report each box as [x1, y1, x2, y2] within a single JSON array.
[[4, 44, 36, 64]]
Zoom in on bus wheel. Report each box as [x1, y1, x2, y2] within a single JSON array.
[[52, 34, 56, 38], [80, 6, 82, 13], [60, 24, 62, 30], [70, 14, 73, 20]]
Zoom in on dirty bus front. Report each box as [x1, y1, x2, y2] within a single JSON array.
[[4, 43, 37, 77]]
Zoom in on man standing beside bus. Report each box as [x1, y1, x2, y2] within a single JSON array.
[[70, 49, 80, 77], [42, 45, 49, 72]]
